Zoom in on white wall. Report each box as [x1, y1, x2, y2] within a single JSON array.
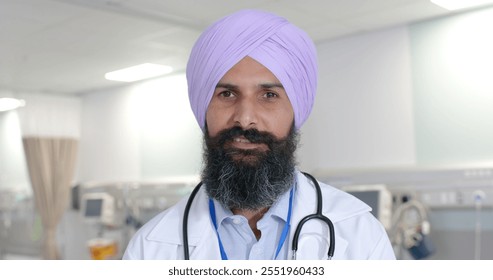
[[16, 93, 80, 138], [78, 74, 202, 183], [0, 111, 30, 192], [134, 76, 202, 179], [410, 6, 493, 165], [299, 26, 416, 173], [299, 7, 493, 172], [79, 84, 141, 182]]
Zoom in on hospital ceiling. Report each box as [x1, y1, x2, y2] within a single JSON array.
[[0, 0, 473, 95]]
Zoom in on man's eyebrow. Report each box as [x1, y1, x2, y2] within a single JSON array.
[[215, 83, 238, 90], [259, 83, 284, 89]]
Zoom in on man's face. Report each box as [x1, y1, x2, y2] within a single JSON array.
[[206, 56, 294, 149], [203, 56, 297, 210]]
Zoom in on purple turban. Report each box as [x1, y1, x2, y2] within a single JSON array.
[[186, 9, 318, 130]]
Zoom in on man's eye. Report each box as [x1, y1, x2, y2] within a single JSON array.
[[219, 91, 234, 97], [264, 92, 278, 98]]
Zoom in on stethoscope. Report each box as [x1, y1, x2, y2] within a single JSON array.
[[182, 172, 335, 260]]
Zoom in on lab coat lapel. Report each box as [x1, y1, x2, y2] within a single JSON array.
[[184, 188, 222, 259], [146, 187, 221, 259]]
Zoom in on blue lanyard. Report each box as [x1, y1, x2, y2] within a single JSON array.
[[208, 187, 295, 260]]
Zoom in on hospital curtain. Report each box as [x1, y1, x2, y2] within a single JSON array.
[[22, 137, 78, 259]]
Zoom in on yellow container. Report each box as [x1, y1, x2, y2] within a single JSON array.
[[87, 238, 118, 260]]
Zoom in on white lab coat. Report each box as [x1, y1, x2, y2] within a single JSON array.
[[123, 171, 395, 260]]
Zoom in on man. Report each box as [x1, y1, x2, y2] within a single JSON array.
[[123, 9, 395, 260]]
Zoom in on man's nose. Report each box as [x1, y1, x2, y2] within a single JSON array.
[[233, 97, 258, 130]]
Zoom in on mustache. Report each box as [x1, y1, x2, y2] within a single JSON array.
[[210, 126, 279, 149]]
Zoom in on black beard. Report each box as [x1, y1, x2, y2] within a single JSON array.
[[202, 125, 298, 211]]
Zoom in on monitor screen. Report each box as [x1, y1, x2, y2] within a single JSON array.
[[342, 184, 392, 229], [84, 198, 103, 217], [347, 190, 380, 219]]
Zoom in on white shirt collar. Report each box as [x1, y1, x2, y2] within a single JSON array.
[[212, 183, 295, 230]]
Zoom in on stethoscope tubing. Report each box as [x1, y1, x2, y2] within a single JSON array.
[[182, 181, 202, 260], [292, 172, 335, 260]]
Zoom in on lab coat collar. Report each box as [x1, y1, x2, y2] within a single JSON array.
[[292, 170, 371, 220], [145, 185, 221, 259]]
